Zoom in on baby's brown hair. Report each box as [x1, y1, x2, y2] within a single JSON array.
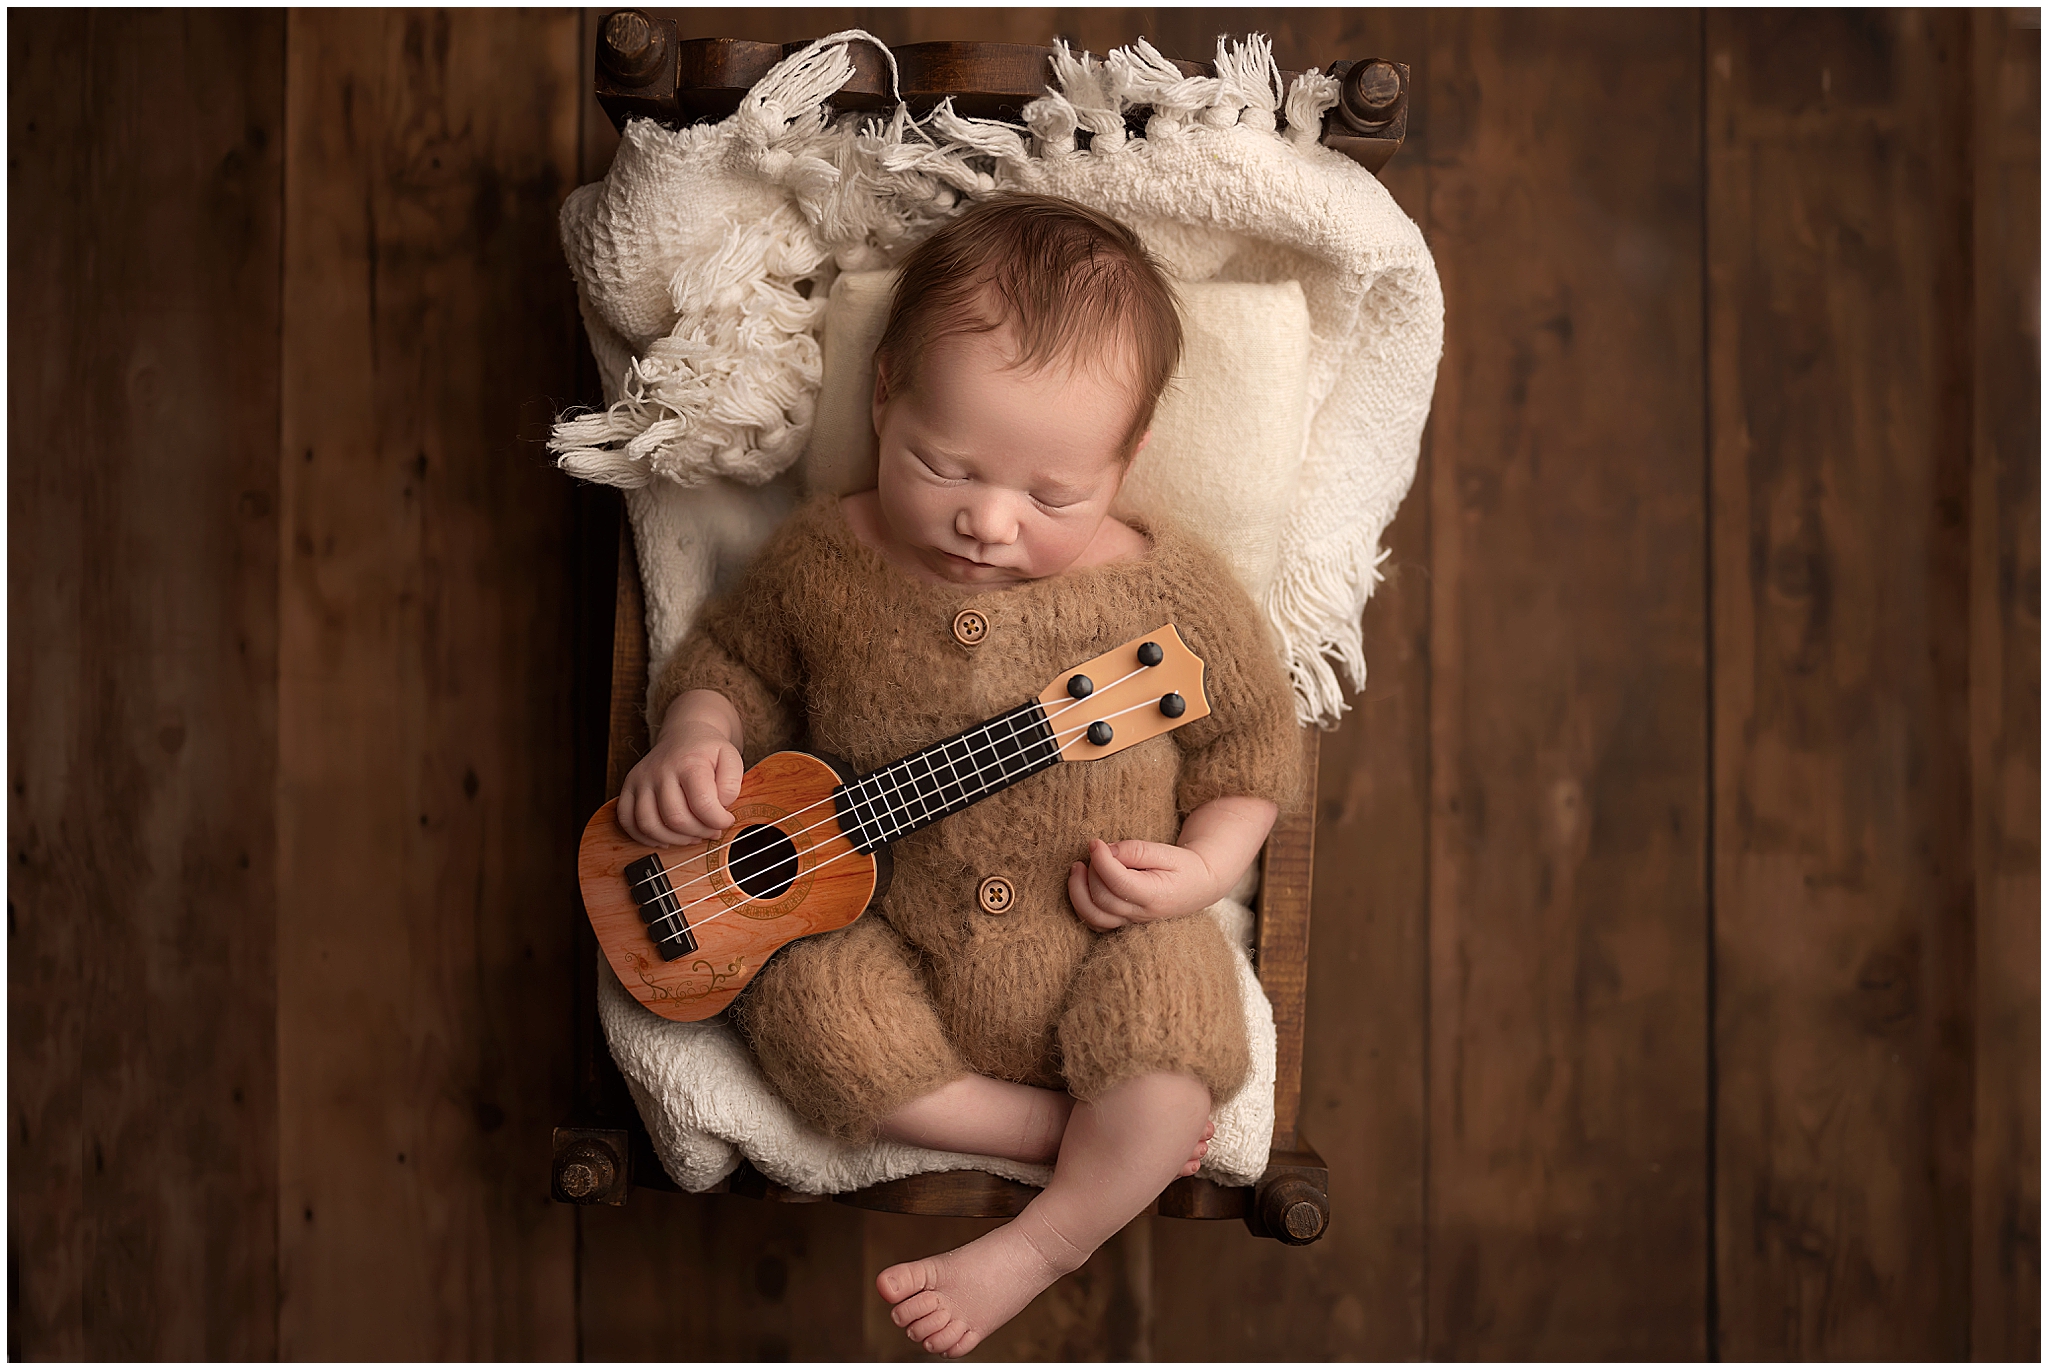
[[873, 193, 1182, 455]]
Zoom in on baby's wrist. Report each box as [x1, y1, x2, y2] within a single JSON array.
[[660, 688, 744, 748]]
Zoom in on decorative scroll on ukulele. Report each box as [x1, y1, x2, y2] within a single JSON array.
[[576, 625, 1213, 1023]]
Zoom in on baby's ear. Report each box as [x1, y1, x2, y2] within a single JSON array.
[[871, 358, 891, 434], [1131, 428, 1153, 458]]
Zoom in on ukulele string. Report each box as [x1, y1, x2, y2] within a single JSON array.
[[657, 691, 1177, 942], [628, 659, 1160, 900]]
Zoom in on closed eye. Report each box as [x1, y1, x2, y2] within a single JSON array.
[[914, 451, 966, 482]]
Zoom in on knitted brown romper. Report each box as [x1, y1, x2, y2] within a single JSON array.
[[650, 496, 1301, 1142]]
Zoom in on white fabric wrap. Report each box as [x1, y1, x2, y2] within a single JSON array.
[[556, 32, 1442, 1196]]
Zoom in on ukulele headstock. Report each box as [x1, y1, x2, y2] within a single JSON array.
[[1035, 624, 1212, 762]]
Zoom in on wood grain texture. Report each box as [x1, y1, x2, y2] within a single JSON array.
[[579, 1191, 868, 1360], [277, 10, 581, 1357], [839, 1169, 1038, 1217], [7, 11, 284, 1359], [1426, 10, 1708, 1357], [1969, 10, 2041, 1361], [1255, 729, 1318, 1153], [1707, 10, 1977, 1359], [5, 6, 2031, 1360]]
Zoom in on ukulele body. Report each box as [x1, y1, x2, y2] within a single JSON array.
[[579, 750, 886, 1022]]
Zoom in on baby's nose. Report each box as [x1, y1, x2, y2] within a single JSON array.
[[958, 498, 1019, 546]]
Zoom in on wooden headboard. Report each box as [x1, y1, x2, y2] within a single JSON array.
[[590, 12, 1410, 174]]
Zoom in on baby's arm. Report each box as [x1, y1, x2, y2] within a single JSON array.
[[616, 689, 746, 847], [1067, 795, 1279, 931]]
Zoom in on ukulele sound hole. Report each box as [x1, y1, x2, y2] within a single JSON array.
[[728, 823, 800, 901]]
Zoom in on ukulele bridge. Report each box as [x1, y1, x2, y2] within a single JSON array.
[[624, 854, 699, 961]]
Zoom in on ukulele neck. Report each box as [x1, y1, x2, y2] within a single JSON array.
[[831, 701, 1061, 853]]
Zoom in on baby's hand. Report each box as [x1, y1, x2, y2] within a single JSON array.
[[1066, 796, 1279, 932], [1067, 838, 1222, 931], [617, 691, 746, 847]]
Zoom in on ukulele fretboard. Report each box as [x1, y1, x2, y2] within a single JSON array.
[[832, 701, 1060, 852]]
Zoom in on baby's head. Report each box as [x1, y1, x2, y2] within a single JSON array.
[[868, 194, 1182, 586]]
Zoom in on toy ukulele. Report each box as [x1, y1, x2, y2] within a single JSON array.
[[579, 625, 1211, 1022]]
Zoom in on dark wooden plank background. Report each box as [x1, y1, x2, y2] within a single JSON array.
[[1706, 10, 1980, 1357], [8, 7, 2036, 1361]]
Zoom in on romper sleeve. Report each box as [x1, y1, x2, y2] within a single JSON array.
[[645, 509, 814, 765], [1161, 533, 1304, 817]]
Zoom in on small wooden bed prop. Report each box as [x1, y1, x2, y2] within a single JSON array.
[[553, 17, 1412, 1248]]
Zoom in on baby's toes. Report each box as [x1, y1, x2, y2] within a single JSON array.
[[903, 1304, 953, 1343], [877, 1258, 937, 1305], [937, 1324, 985, 1359], [889, 1289, 943, 1329], [923, 1318, 975, 1356]]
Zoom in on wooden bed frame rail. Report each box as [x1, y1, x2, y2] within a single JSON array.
[[592, 12, 1409, 174]]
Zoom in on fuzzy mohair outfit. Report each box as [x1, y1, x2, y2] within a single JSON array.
[[652, 496, 1300, 1141]]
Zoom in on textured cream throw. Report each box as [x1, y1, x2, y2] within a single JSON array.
[[554, 32, 1441, 1195]]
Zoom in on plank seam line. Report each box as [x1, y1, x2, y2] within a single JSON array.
[[272, 7, 292, 1359], [1698, 10, 1719, 1362]]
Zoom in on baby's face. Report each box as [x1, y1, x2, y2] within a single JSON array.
[[871, 326, 1143, 586]]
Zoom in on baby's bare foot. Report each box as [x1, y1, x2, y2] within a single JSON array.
[[876, 1218, 1082, 1357], [1179, 1119, 1217, 1177]]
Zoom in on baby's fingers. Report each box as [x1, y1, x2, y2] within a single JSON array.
[[678, 760, 736, 833], [655, 774, 722, 843], [1086, 839, 1163, 904], [1083, 858, 1148, 923], [614, 783, 654, 846], [715, 745, 745, 807], [623, 780, 688, 848], [1068, 861, 1129, 930]]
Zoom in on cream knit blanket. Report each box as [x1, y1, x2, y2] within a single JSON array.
[[554, 30, 1442, 725], [554, 33, 1441, 1195]]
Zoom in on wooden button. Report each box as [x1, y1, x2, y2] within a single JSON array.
[[951, 608, 989, 646], [976, 875, 1014, 914]]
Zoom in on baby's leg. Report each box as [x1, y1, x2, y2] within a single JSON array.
[[876, 1070, 1210, 1358], [877, 1074, 1071, 1164], [877, 1074, 1216, 1171]]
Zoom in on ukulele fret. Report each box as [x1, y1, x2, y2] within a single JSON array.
[[832, 701, 1058, 853]]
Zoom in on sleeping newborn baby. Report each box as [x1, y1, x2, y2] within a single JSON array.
[[617, 193, 1299, 1356]]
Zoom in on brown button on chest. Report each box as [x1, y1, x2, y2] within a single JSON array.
[[975, 875, 1014, 914], [951, 607, 989, 646]]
